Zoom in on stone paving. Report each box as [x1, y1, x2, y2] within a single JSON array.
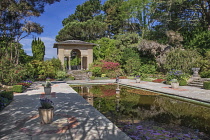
[[0, 81, 130, 140], [1, 79, 210, 140]]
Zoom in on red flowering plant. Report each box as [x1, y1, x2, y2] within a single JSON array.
[[101, 61, 120, 71], [16, 80, 33, 88], [152, 79, 166, 83], [16, 83, 30, 88], [90, 60, 122, 78], [101, 60, 122, 78]]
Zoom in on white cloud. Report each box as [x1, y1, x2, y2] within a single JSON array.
[[20, 37, 57, 58]]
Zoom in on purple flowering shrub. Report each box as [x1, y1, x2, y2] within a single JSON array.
[[166, 70, 190, 83], [40, 98, 53, 109]]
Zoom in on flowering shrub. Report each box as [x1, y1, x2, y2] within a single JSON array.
[[23, 80, 33, 85], [166, 70, 190, 81], [16, 83, 30, 88], [90, 60, 122, 78], [152, 79, 165, 83], [40, 98, 54, 109], [102, 61, 120, 70]]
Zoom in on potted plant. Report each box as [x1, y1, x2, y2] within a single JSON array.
[[42, 81, 52, 94], [38, 98, 54, 124], [171, 79, 179, 89], [135, 75, 141, 83]]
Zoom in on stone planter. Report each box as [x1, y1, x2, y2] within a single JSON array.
[[171, 82, 179, 89], [38, 107, 54, 124], [44, 87, 51, 94], [136, 78, 141, 83]]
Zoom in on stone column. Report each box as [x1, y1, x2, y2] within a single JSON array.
[[63, 57, 65, 70], [69, 56, 71, 70], [81, 56, 83, 70], [86, 56, 88, 70]]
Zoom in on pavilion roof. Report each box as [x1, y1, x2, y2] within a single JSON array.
[[53, 40, 96, 48]]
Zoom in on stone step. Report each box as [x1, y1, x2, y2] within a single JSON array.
[[188, 83, 203, 86], [188, 84, 203, 87], [67, 70, 91, 80], [193, 79, 203, 82], [190, 81, 203, 84]]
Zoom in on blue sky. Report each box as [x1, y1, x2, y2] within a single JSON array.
[[20, 0, 106, 58]]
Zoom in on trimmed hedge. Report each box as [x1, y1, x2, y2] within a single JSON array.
[[179, 80, 187, 86], [0, 91, 14, 110], [90, 76, 95, 80], [0, 91, 14, 100], [13, 85, 23, 93], [203, 81, 210, 90]]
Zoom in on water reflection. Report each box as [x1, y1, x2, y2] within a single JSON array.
[[71, 84, 210, 138], [75, 85, 94, 106]]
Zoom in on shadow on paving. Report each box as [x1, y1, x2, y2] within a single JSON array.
[[0, 92, 130, 140]]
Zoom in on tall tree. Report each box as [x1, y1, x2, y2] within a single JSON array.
[[56, 20, 107, 41], [62, 0, 102, 24], [57, 0, 105, 41], [119, 0, 152, 37], [0, 0, 60, 63], [103, 0, 125, 35], [31, 38, 45, 61]]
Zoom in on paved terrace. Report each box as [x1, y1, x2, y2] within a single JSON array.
[[0, 81, 131, 140], [1, 79, 210, 140]]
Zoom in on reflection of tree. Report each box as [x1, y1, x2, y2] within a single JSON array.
[[153, 97, 210, 133], [72, 84, 210, 135]]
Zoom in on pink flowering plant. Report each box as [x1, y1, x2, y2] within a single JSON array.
[[101, 61, 120, 71]]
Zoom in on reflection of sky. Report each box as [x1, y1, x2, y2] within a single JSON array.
[[20, 0, 106, 58]]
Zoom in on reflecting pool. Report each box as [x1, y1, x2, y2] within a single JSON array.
[[71, 84, 210, 139]]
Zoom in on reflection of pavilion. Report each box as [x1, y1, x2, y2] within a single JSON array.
[[53, 40, 96, 70], [79, 86, 94, 106]]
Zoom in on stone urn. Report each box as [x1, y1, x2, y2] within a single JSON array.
[[44, 87, 51, 95], [136, 78, 141, 83], [171, 82, 179, 89], [38, 107, 54, 124], [135, 76, 141, 83], [192, 67, 200, 77]]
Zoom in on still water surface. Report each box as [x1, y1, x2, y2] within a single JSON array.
[[71, 84, 210, 139]]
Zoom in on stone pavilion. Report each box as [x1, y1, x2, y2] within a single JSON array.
[[53, 40, 96, 70]]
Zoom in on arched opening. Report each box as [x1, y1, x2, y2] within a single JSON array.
[[70, 49, 81, 70]]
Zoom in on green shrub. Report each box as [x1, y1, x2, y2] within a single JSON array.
[[179, 80, 187, 86], [101, 74, 106, 77], [90, 66, 102, 77], [166, 81, 171, 85], [13, 85, 23, 93], [90, 76, 95, 80], [0, 91, 14, 100], [55, 71, 67, 80], [164, 48, 201, 73], [50, 58, 62, 71], [70, 76, 75, 80], [200, 70, 210, 78], [203, 81, 210, 90]]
